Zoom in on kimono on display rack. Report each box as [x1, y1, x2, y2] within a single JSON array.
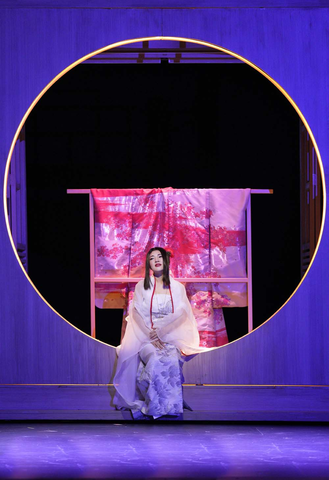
[[90, 187, 250, 418], [92, 187, 250, 349]]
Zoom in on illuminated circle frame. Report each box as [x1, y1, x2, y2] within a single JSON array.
[[2, 36, 326, 348]]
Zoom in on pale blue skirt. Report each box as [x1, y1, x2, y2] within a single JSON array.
[[132, 342, 184, 419]]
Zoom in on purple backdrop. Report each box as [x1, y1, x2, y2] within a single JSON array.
[[0, 1, 328, 393]]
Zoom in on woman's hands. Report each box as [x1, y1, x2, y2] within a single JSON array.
[[149, 329, 165, 350]]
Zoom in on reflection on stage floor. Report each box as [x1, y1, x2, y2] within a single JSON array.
[[0, 422, 329, 479]]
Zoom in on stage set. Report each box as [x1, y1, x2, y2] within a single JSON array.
[[1, 0, 329, 478]]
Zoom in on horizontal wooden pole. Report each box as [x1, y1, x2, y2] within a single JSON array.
[[95, 277, 248, 283], [67, 189, 91, 194], [67, 189, 273, 194]]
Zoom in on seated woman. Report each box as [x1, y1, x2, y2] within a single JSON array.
[[113, 246, 204, 420]]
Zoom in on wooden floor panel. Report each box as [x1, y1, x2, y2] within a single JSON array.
[[1, 385, 328, 421]]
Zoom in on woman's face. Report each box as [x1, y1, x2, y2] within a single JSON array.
[[149, 250, 164, 273]]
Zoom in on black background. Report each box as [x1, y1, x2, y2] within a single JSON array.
[[25, 62, 300, 346]]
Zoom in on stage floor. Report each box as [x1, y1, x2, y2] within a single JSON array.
[[0, 422, 329, 479]]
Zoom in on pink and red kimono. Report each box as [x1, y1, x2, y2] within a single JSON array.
[[92, 187, 250, 348]]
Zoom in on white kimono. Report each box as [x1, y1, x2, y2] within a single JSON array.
[[113, 277, 205, 416]]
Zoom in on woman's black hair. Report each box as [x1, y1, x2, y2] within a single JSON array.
[[144, 247, 171, 290]]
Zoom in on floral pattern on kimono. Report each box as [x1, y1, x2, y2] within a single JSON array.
[[133, 294, 184, 418]]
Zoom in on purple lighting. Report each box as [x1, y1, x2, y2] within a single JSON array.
[[1, 4, 329, 480], [0, 422, 329, 479]]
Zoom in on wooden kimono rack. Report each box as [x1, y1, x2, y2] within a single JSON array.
[[67, 189, 273, 339]]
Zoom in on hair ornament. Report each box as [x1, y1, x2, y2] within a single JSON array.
[[166, 248, 174, 258]]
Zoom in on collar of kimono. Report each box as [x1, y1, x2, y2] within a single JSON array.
[[149, 278, 174, 329]]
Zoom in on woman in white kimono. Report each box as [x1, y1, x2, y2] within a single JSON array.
[[113, 247, 203, 420]]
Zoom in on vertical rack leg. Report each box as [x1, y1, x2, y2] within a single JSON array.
[[89, 192, 96, 338], [10, 144, 17, 246], [246, 194, 253, 332], [20, 127, 28, 270]]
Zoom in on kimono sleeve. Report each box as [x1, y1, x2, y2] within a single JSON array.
[[156, 282, 201, 354], [129, 281, 151, 341]]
